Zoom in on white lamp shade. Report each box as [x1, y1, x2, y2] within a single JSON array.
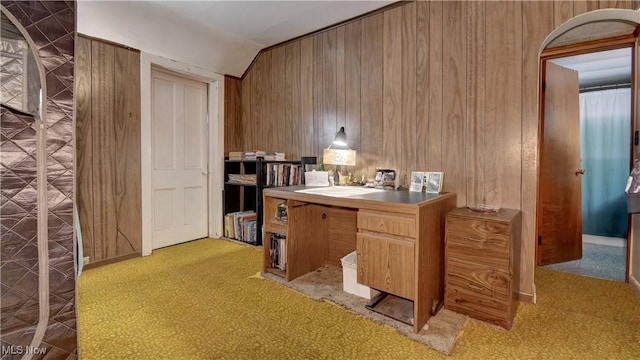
[[323, 149, 356, 166]]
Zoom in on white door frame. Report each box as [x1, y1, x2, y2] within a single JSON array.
[[140, 52, 224, 256]]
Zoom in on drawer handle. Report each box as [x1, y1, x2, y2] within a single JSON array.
[[467, 283, 485, 291]]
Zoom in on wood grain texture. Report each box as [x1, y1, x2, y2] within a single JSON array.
[[360, 13, 384, 178], [345, 21, 361, 165], [285, 42, 300, 160], [401, 2, 417, 187], [357, 232, 415, 300], [224, 76, 242, 154], [336, 26, 346, 134], [415, 0, 430, 171], [554, 0, 574, 28], [272, 46, 286, 153], [486, 1, 522, 210], [415, 193, 457, 332], [465, 1, 486, 210], [323, 29, 337, 154], [521, 0, 554, 301], [300, 37, 315, 158], [75, 36, 94, 261], [428, 1, 444, 171], [383, 7, 402, 172], [114, 46, 142, 255], [76, 37, 142, 266], [327, 207, 357, 266], [598, 0, 635, 9], [241, 70, 252, 150], [91, 40, 117, 261], [238, 0, 640, 300], [442, 1, 466, 207]]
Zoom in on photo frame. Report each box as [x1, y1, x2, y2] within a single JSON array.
[[409, 171, 425, 192], [425, 172, 444, 193]]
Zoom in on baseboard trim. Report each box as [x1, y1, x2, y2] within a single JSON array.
[[519, 291, 536, 304], [630, 274, 640, 298]]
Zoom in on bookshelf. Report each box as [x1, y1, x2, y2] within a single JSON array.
[[223, 156, 314, 246]]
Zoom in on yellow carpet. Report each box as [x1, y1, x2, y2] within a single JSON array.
[[78, 238, 640, 359]]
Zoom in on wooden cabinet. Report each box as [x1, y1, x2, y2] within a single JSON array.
[[444, 208, 522, 329], [356, 210, 416, 300], [263, 197, 356, 281]]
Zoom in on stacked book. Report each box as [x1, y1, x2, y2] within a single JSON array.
[[224, 211, 257, 244], [265, 163, 302, 187], [269, 233, 286, 271], [227, 173, 257, 185], [228, 151, 286, 161]]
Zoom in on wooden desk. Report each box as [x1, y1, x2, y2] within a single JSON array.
[[262, 186, 457, 333]]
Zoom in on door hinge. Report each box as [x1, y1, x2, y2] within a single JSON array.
[[635, 130, 638, 146], [538, 236, 542, 246]]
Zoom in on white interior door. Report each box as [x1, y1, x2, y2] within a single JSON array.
[[151, 68, 208, 248]]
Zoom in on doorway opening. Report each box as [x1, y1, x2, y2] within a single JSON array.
[[537, 38, 635, 283]]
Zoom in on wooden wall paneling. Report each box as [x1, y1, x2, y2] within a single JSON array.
[[428, 1, 444, 171], [91, 41, 117, 261], [360, 13, 384, 178], [114, 46, 142, 255], [224, 76, 242, 154], [314, 34, 324, 158], [241, 70, 252, 151], [75, 36, 94, 261], [250, 55, 264, 151], [259, 51, 273, 151], [442, 1, 467, 207], [336, 26, 346, 140], [522, 0, 554, 299], [599, 1, 635, 9], [345, 21, 362, 173], [573, 1, 590, 15], [285, 42, 301, 160], [300, 37, 315, 158], [554, 0, 574, 28], [383, 7, 403, 172], [322, 29, 338, 155], [465, 1, 486, 210], [401, 2, 417, 188], [485, 1, 521, 209], [272, 46, 286, 153], [415, 1, 430, 172]]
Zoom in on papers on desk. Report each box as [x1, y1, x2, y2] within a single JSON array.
[[295, 186, 384, 197], [304, 171, 329, 186]]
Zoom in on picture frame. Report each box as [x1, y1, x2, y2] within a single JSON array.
[[409, 171, 425, 192], [425, 172, 444, 193]]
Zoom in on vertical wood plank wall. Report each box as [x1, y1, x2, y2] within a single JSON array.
[[76, 36, 142, 266], [228, 0, 639, 297]]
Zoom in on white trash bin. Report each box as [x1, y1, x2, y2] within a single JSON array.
[[340, 251, 379, 299]]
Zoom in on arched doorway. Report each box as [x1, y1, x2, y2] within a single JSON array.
[[536, 9, 639, 289]]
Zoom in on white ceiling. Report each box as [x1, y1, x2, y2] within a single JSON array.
[[153, 1, 396, 48], [550, 48, 632, 89], [77, 1, 395, 77]]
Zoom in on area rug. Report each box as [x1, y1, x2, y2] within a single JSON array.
[[252, 265, 468, 355]]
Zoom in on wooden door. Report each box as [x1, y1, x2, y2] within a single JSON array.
[[151, 69, 208, 249], [537, 61, 582, 265]]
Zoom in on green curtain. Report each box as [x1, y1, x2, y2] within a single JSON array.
[[580, 88, 631, 238]]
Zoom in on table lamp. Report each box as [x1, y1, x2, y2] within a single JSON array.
[[323, 127, 356, 185]]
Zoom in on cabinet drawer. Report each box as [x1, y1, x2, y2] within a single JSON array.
[[447, 217, 510, 240], [356, 232, 415, 300], [445, 284, 512, 328], [446, 234, 510, 269], [358, 210, 416, 238], [446, 259, 510, 301]]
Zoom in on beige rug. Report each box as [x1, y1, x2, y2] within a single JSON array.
[[254, 264, 468, 355]]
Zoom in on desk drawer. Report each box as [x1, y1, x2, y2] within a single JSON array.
[[356, 232, 415, 300], [445, 284, 511, 328], [358, 210, 416, 238], [446, 235, 510, 269]]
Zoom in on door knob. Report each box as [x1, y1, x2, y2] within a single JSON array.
[[575, 168, 586, 175]]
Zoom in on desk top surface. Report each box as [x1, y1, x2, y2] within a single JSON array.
[[263, 186, 456, 213]]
